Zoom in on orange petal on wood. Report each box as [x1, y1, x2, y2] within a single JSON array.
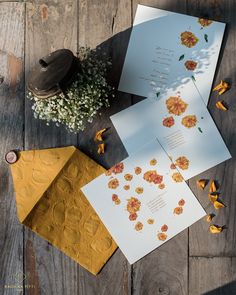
[[94, 128, 107, 141], [213, 200, 225, 209], [197, 179, 207, 190], [216, 101, 228, 111], [206, 214, 215, 222], [209, 225, 223, 234], [213, 80, 230, 94], [209, 180, 217, 193], [97, 143, 105, 154], [208, 193, 218, 203]]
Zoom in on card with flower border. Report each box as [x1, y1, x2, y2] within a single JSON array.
[[82, 139, 206, 264]]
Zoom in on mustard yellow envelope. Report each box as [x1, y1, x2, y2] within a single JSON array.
[[10, 146, 117, 275]]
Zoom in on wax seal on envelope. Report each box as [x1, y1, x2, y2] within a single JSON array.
[[5, 150, 18, 164], [10, 146, 117, 275]]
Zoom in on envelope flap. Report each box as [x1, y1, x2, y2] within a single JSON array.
[[10, 146, 76, 222]]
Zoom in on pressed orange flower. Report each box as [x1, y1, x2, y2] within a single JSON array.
[[97, 143, 105, 154], [209, 225, 223, 234], [172, 172, 184, 183], [94, 128, 106, 141], [143, 170, 163, 184], [173, 206, 183, 215], [115, 199, 121, 205], [135, 222, 143, 231], [134, 167, 142, 175], [185, 60, 197, 71], [197, 179, 207, 190], [129, 213, 137, 221], [198, 18, 213, 27], [162, 116, 175, 128], [108, 178, 119, 189], [127, 197, 141, 214], [147, 219, 154, 224], [161, 224, 168, 232], [124, 185, 130, 191], [150, 158, 157, 165], [181, 115, 197, 128], [180, 31, 199, 48], [209, 180, 217, 193], [112, 194, 118, 201], [178, 199, 185, 206], [166, 96, 188, 116], [106, 162, 124, 175], [124, 173, 133, 181], [216, 101, 228, 111], [158, 183, 165, 189], [157, 232, 167, 241], [175, 156, 190, 170], [213, 80, 230, 95], [135, 187, 144, 194]]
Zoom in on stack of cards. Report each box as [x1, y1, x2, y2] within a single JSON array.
[[82, 5, 231, 264]]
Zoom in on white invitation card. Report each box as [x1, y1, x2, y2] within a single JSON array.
[[82, 140, 206, 264], [111, 83, 231, 180], [119, 5, 225, 104]]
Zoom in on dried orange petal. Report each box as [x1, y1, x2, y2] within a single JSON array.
[[94, 128, 107, 141], [206, 214, 214, 222], [213, 200, 225, 209], [209, 180, 217, 193], [196, 179, 207, 190], [97, 143, 105, 154], [208, 193, 218, 203], [213, 80, 230, 95], [209, 225, 223, 234], [216, 101, 228, 111]]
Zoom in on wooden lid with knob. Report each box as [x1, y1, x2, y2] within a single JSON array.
[[27, 49, 80, 99]]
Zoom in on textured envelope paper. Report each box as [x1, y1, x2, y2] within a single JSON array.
[[119, 4, 225, 104], [82, 140, 206, 264], [10, 146, 117, 275]]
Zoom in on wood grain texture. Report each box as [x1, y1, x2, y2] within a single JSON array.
[[189, 257, 236, 295], [24, 1, 80, 294], [0, 2, 24, 294], [188, 0, 236, 257], [77, 1, 132, 294]]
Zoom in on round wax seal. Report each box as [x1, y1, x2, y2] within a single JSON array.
[[5, 150, 18, 164]]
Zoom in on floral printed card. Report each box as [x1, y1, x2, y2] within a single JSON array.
[[81, 140, 206, 264], [119, 5, 225, 104], [111, 82, 231, 180]]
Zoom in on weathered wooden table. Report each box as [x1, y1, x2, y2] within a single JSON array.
[[0, 1, 236, 294]]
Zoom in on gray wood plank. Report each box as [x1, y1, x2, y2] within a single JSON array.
[[188, 0, 236, 257], [130, 2, 189, 295], [189, 257, 236, 295], [77, 1, 132, 294], [24, 1, 80, 294], [0, 3, 25, 294]]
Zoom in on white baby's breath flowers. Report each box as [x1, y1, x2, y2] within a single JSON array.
[[28, 47, 115, 133]]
